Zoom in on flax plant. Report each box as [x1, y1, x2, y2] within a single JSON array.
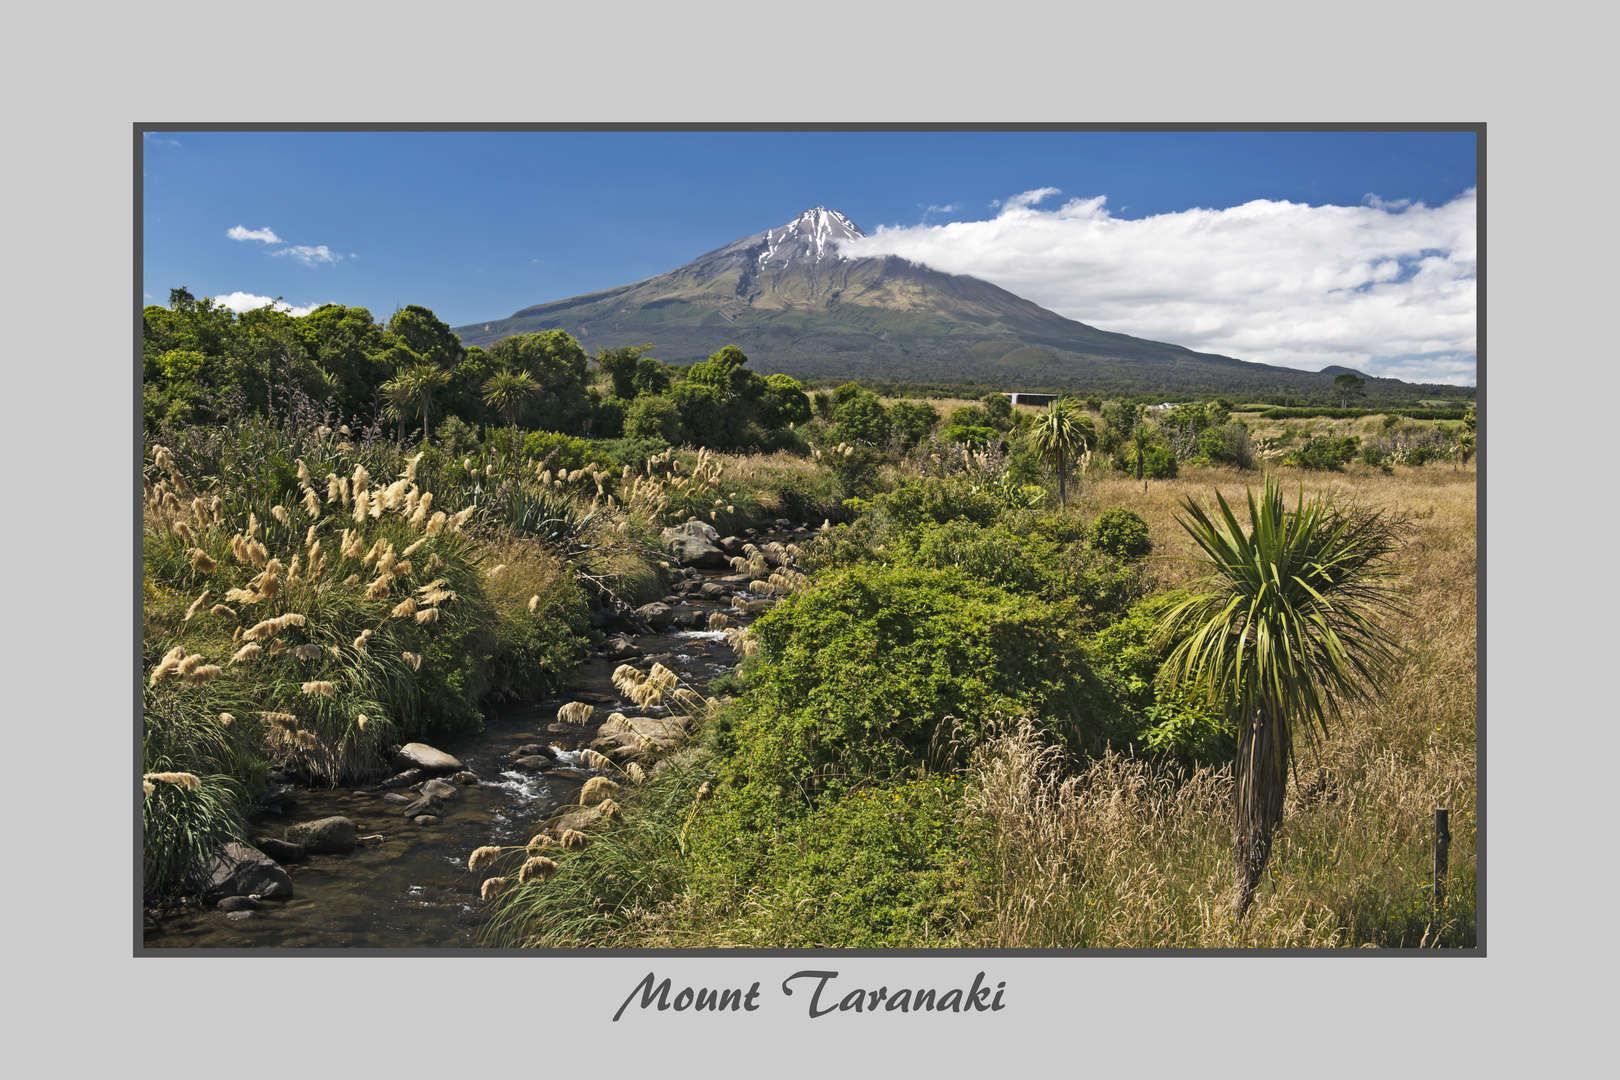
[[1154, 476, 1408, 919]]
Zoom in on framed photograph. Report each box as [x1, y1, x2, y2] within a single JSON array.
[[137, 127, 1479, 963]]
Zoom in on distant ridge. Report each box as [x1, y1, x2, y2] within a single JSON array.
[[453, 207, 1473, 400]]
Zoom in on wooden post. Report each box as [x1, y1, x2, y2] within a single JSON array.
[[1433, 808, 1451, 911]]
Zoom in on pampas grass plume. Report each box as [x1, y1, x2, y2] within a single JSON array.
[[597, 798, 622, 822], [353, 629, 372, 652], [580, 749, 612, 772], [143, 780, 155, 794], [528, 595, 540, 613], [218, 713, 235, 726], [560, 828, 587, 850], [301, 681, 335, 697], [487, 563, 507, 579], [248, 512, 262, 541], [145, 771, 201, 792], [414, 607, 438, 626], [184, 664, 221, 685], [518, 856, 558, 884], [402, 651, 422, 671], [292, 644, 323, 661], [231, 643, 262, 664], [480, 877, 508, 901], [390, 597, 417, 618], [173, 520, 195, 544], [468, 845, 501, 872], [191, 549, 217, 574], [184, 590, 210, 620], [402, 538, 426, 557], [579, 776, 619, 805], [356, 715, 368, 730], [557, 701, 595, 725], [272, 505, 291, 527]]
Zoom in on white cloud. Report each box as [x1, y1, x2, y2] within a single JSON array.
[[211, 291, 324, 317], [270, 244, 343, 267], [227, 225, 283, 243], [838, 186, 1477, 385]]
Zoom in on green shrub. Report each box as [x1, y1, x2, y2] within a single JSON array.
[[720, 565, 1125, 815], [1291, 435, 1360, 471], [522, 429, 591, 471], [1088, 507, 1152, 561], [624, 395, 684, 444], [1143, 444, 1179, 479]]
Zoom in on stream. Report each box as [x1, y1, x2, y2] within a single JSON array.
[[144, 524, 814, 949]]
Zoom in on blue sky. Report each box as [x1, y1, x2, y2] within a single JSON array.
[[141, 129, 1477, 384]]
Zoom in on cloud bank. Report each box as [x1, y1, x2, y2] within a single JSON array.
[[211, 292, 324, 317], [839, 187, 1477, 384]]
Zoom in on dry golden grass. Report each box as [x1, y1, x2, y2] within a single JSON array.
[[964, 464, 1476, 948]]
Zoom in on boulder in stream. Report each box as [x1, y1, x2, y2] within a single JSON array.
[[660, 521, 726, 567], [634, 602, 675, 631], [285, 816, 358, 854], [200, 842, 294, 902], [254, 837, 306, 863], [601, 636, 641, 661], [380, 768, 424, 789], [508, 743, 558, 761], [391, 743, 463, 775], [420, 778, 459, 800], [401, 794, 445, 817]]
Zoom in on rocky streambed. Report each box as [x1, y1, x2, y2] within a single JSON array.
[[142, 518, 822, 949]]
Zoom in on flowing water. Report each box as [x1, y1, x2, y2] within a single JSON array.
[[143, 557, 782, 950]]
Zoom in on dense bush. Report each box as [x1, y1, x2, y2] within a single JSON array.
[[1291, 435, 1361, 471], [1088, 507, 1152, 561], [719, 566, 1126, 816]]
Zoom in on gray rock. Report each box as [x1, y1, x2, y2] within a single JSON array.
[[225, 910, 258, 922], [634, 603, 675, 631], [200, 842, 294, 902], [380, 768, 424, 789], [217, 895, 262, 913], [420, 778, 459, 800], [451, 771, 481, 785], [601, 636, 641, 661], [254, 837, 306, 863], [508, 743, 558, 760], [391, 743, 463, 775], [719, 536, 743, 555], [382, 792, 411, 805], [607, 744, 645, 765], [660, 522, 725, 568], [510, 755, 555, 772], [285, 816, 358, 854], [413, 815, 442, 826], [699, 582, 728, 600], [259, 781, 298, 808], [401, 794, 445, 817]]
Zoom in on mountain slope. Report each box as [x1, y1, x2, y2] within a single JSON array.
[[452, 208, 1470, 399]]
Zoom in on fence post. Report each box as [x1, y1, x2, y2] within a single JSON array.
[[1433, 808, 1451, 912]]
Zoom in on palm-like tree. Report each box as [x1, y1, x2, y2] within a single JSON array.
[[1155, 477, 1407, 919], [1028, 398, 1095, 507], [483, 369, 540, 428], [381, 363, 453, 444], [1129, 422, 1156, 492]]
